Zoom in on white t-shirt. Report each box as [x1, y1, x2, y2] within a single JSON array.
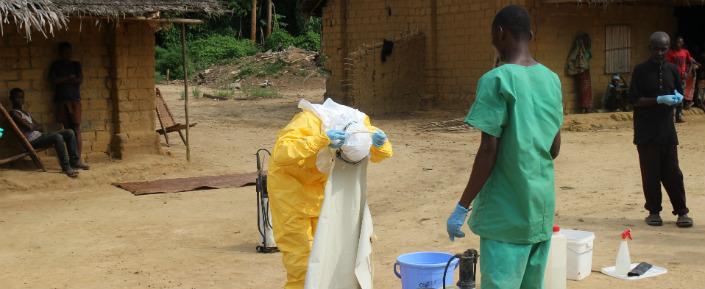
[[12, 110, 42, 142]]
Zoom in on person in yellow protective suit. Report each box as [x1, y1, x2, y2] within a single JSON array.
[[268, 109, 393, 289]]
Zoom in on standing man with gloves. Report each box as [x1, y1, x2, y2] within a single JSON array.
[[630, 32, 692, 228], [267, 100, 393, 289], [446, 5, 563, 289]]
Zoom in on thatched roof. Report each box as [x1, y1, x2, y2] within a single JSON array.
[[1, 0, 67, 39], [0, 0, 220, 39], [52, 0, 220, 17]]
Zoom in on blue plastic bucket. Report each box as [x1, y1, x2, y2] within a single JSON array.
[[394, 252, 459, 289]]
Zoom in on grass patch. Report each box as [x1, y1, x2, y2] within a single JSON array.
[[237, 59, 289, 79], [192, 87, 203, 98], [237, 62, 257, 79], [262, 60, 286, 76], [244, 86, 280, 99], [214, 89, 236, 99]]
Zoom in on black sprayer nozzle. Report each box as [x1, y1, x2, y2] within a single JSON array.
[[457, 249, 479, 289]]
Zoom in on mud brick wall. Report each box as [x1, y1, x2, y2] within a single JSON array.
[[321, 0, 525, 111], [320, 0, 677, 113], [346, 34, 425, 116], [0, 19, 159, 162], [533, 4, 674, 113], [111, 21, 160, 159]]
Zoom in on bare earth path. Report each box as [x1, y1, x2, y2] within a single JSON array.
[[1, 82, 704, 289]]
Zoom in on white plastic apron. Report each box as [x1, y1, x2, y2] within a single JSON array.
[[301, 98, 374, 289]]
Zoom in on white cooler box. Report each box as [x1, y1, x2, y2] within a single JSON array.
[[561, 229, 595, 281]]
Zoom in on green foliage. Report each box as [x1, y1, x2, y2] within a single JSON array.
[[189, 35, 259, 70], [264, 16, 321, 52], [155, 45, 194, 80], [222, 0, 251, 16], [244, 86, 280, 99], [265, 29, 297, 51], [262, 60, 286, 76], [295, 30, 321, 51], [155, 70, 165, 84], [237, 62, 257, 79], [156, 34, 258, 79]]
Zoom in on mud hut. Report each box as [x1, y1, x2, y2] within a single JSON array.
[[0, 0, 219, 162], [303, 0, 705, 114]]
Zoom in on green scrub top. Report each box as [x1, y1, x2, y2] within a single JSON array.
[[465, 63, 564, 244]]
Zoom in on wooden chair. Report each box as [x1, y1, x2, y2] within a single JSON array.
[[0, 102, 47, 171], [155, 88, 196, 146]]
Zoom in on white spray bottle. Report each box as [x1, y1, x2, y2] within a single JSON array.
[[615, 228, 632, 276]]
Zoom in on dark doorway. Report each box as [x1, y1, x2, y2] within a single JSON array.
[[674, 7, 705, 54]]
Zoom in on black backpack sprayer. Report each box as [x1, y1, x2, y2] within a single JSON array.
[[255, 149, 278, 253], [443, 249, 479, 289]]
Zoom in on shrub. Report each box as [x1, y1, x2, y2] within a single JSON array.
[[264, 29, 296, 51], [155, 45, 194, 80], [189, 35, 259, 70], [294, 30, 321, 52], [156, 34, 258, 79]]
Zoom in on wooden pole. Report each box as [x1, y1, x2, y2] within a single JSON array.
[[251, 0, 258, 42], [180, 23, 191, 162], [266, 0, 273, 37]]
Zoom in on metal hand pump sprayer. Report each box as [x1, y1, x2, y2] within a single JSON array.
[[443, 249, 479, 289], [255, 149, 278, 253]]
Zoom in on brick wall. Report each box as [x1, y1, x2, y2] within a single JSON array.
[[533, 4, 675, 112], [111, 21, 161, 158], [320, 0, 676, 113], [346, 34, 425, 115], [0, 19, 159, 162]]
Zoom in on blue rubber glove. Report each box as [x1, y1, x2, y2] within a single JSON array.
[[371, 130, 387, 148], [656, 94, 679, 106], [674, 90, 684, 103], [447, 204, 470, 242], [0, 127, 4, 139], [326, 130, 347, 149]]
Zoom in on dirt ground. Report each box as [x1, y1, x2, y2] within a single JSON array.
[[1, 81, 704, 289]]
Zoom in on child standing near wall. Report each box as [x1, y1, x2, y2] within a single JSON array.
[[445, 5, 564, 289]]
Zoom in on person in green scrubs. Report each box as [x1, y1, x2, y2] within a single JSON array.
[[445, 5, 563, 289]]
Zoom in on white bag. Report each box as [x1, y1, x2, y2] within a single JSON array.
[[300, 99, 374, 289], [304, 159, 374, 289]]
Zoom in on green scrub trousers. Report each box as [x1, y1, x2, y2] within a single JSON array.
[[480, 238, 551, 289]]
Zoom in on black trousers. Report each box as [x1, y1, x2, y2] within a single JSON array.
[[637, 144, 689, 216]]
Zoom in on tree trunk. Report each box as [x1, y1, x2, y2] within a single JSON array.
[[251, 0, 257, 42], [266, 0, 273, 37]]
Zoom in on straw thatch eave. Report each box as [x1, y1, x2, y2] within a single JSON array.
[[53, 0, 221, 18], [0, 0, 220, 40], [0, 0, 67, 40]]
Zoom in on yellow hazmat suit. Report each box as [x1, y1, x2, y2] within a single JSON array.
[[268, 110, 393, 289]]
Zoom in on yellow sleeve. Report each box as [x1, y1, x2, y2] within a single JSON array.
[[271, 111, 330, 166], [364, 116, 393, 163]]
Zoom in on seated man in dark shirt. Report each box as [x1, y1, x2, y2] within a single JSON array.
[[49, 42, 84, 159], [630, 32, 692, 228], [9, 88, 89, 178]]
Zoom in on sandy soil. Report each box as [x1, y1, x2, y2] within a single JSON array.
[[1, 81, 704, 289]]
